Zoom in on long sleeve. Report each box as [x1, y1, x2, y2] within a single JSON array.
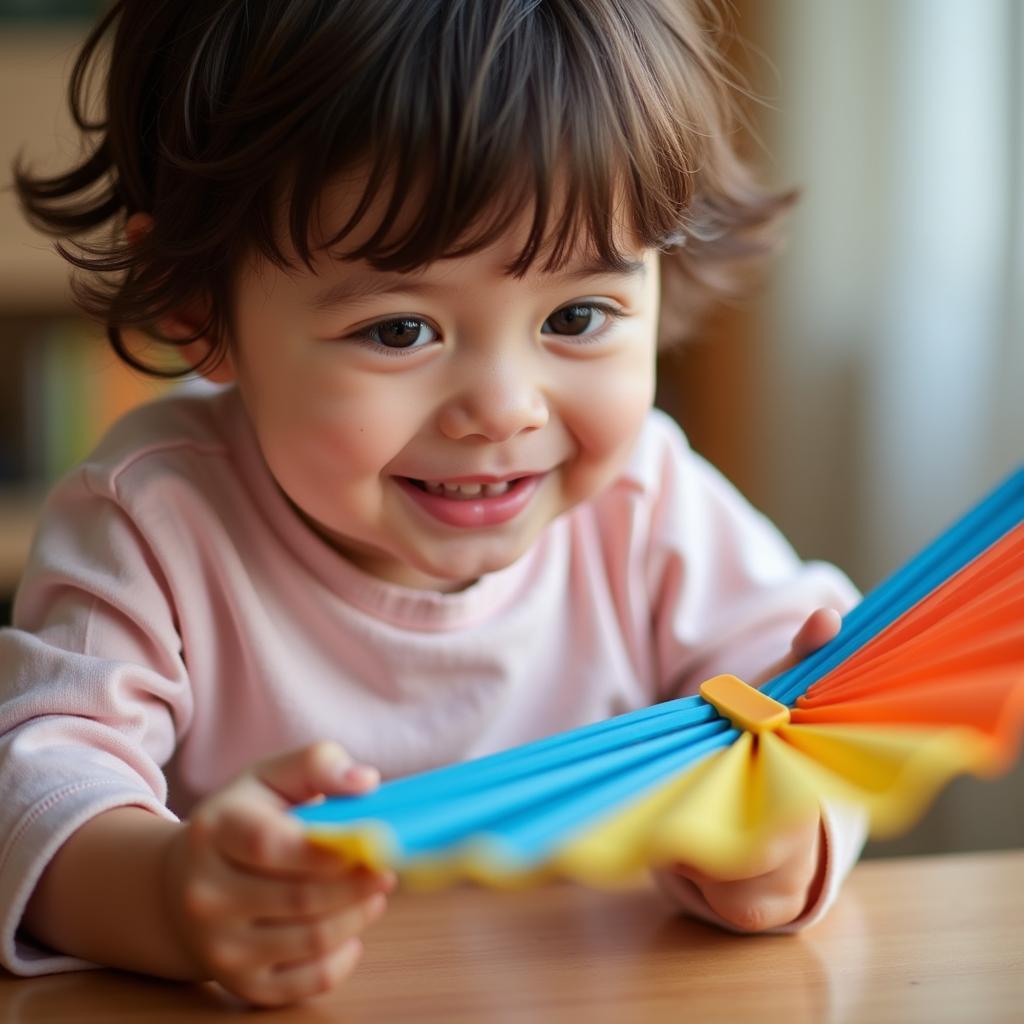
[[0, 469, 191, 975]]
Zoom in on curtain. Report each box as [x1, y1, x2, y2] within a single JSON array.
[[744, 0, 1024, 854]]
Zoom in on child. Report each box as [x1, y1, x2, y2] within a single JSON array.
[[1, 0, 866, 1008]]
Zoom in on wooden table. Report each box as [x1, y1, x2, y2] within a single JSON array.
[[1, 850, 1021, 1022]]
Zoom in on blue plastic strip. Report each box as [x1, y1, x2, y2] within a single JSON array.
[[293, 697, 719, 830], [294, 712, 731, 853]]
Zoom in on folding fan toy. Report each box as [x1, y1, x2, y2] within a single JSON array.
[[293, 466, 1024, 890]]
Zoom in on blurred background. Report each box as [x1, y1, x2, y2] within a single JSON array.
[[0, 1, 1021, 856]]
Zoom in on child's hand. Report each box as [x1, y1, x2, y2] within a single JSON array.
[[668, 607, 841, 931], [160, 742, 393, 1007], [667, 814, 827, 932], [749, 606, 842, 687]]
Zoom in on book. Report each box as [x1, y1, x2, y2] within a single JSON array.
[[17, 318, 173, 482]]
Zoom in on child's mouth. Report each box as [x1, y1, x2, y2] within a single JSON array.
[[395, 475, 544, 527]]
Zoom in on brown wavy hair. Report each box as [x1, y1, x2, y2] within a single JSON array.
[[10, 0, 792, 378]]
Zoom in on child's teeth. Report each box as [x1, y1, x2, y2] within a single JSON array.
[[422, 480, 513, 498], [446, 482, 482, 496]]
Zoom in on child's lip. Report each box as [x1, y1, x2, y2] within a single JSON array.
[[395, 474, 546, 527]]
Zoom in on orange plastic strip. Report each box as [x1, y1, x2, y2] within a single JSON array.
[[798, 524, 1024, 707]]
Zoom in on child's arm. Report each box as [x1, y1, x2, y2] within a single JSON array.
[[652, 608, 869, 932], [22, 806, 198, 980], [627, 414, 867, 928], [22, 742, 393, 1008]]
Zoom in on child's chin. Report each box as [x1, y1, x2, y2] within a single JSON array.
[[417, 545, 527, 587]]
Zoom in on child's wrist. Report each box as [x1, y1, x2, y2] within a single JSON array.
[[158, 822, 212, 981]]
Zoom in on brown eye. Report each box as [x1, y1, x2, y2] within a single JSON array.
[[346, 315, 439, 357], [375, 318, 431, 348], [544, 304, 596, 336]]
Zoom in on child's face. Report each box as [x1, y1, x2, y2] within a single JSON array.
[[219, 175, 660, 591]]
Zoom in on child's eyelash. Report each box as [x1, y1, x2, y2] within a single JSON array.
[[345, 302, 627, 356], [556, 302, 628, 342]]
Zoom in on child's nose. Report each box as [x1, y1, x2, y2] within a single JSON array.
[[437, 364, 549, 442]]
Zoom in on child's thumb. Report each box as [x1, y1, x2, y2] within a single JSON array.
[[251, 741, 380, 806]]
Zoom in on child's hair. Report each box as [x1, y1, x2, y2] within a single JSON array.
[[11, 0, 792, 379]]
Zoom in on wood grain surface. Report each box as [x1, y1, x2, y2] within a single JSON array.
[[1, 850, 1021, 1023]]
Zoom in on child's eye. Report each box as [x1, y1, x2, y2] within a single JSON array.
[[353, 318, 439, 354], [542, 302, 624, 340]]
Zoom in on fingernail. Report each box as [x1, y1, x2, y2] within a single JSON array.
[[319, 743, 351, 777], [342, 764, 379, 788]]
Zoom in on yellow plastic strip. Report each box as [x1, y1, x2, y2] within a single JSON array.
[[306, 821, 396, 872], [776, 722, 998, 836]]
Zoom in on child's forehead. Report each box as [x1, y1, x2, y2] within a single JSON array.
[[273, 160, 647, 280], [297, 250, 654, 315]]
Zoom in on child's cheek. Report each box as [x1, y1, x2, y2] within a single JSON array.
[[559, 355, 656, 504], [243, 364, 415, 519], [285, 396, 413, 481]]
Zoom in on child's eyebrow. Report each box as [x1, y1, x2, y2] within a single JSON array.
[[308, 258, 646, 311]]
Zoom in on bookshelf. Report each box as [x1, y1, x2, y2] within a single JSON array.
[[0, 23, 86, 312], [0, 20, 167, 601], [0, 24, 76, 598]]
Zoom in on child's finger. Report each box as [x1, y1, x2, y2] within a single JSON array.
[[695, 875, 811, 934], [752, 607, 842, 685], [790, 607, 842, 660], [245, 891, 388, 966], [235, 938, 365, 1008], [247, 741, 379, 808], [211, 802, 369, 879], [222, 866, 396, 923]]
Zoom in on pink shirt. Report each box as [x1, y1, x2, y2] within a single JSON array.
[[0, 387, 865, 975]]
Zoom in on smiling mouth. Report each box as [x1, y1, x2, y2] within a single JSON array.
[[402, 477, 527, 499]]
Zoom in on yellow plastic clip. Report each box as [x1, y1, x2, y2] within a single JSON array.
[[699, 674, 791, 734]]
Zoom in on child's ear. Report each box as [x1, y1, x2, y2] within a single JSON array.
[[124, 212, 236, 384]]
